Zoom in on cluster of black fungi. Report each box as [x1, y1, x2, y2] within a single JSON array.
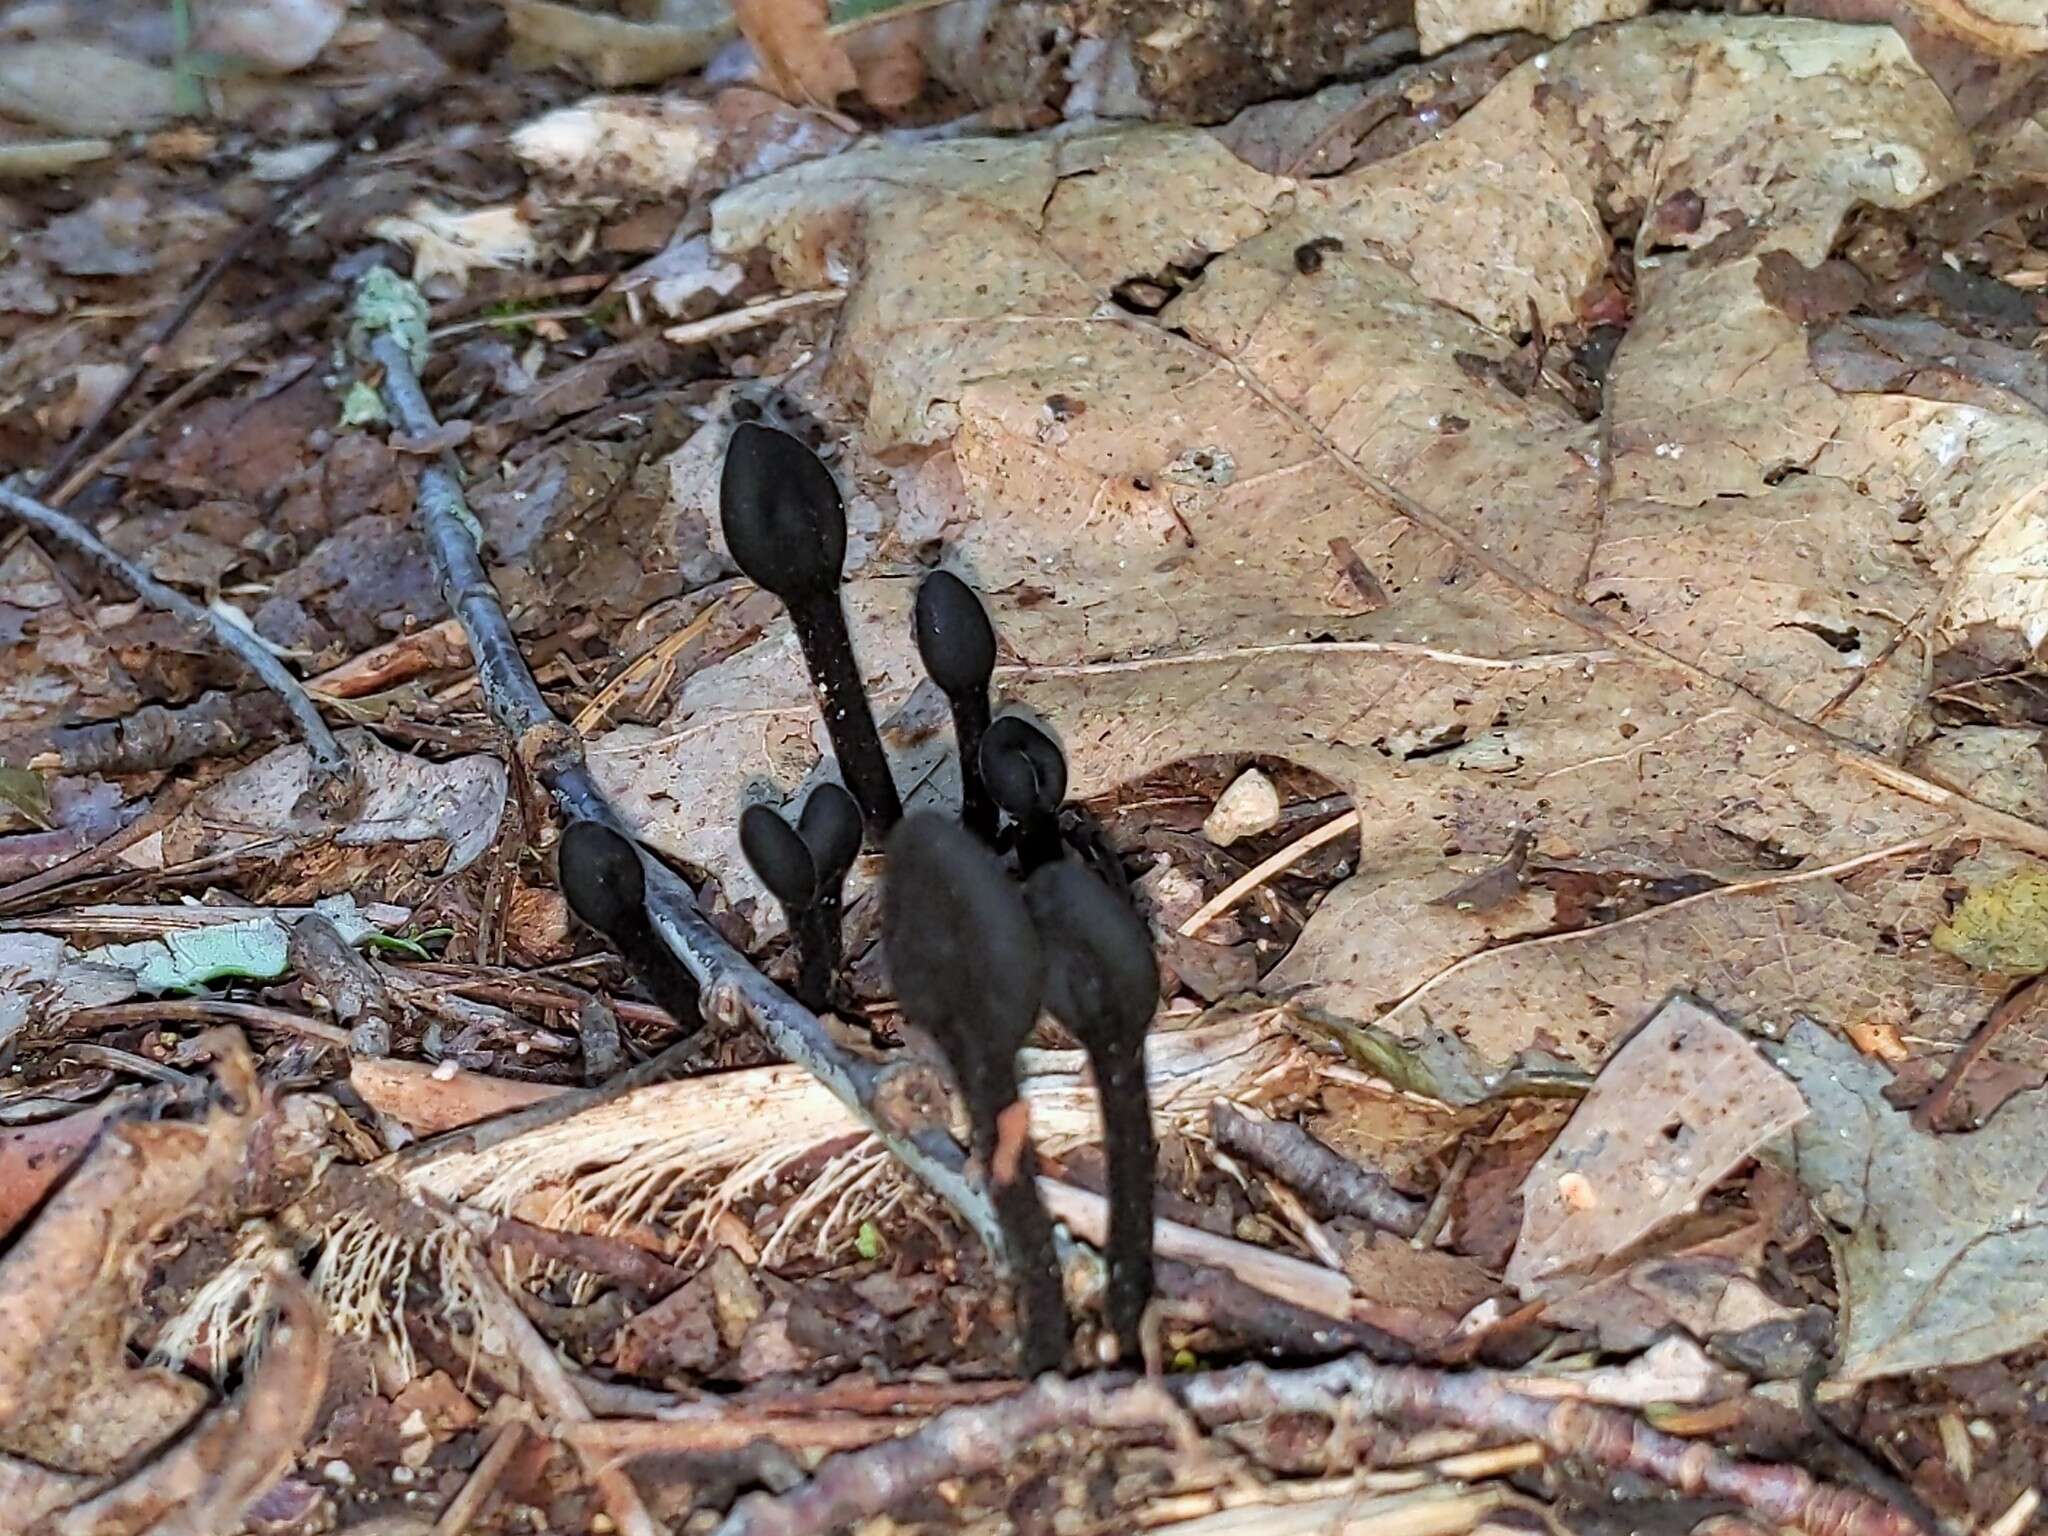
[[556, 421, 1161, 1375]]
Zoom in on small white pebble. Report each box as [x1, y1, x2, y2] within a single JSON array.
[[1203, 768, 1282, 846], [431, 1059, 459, 1081], [324, 1461, 355, 1488]]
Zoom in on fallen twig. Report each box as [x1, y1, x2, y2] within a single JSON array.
[[1179, 809, 1360, 937], [663, 289, 847, 347], [713, 1359, 1928, 1536], [431, 1419, 527, 1536], [462, 1245, 658, 1536], [0, 482, 350, 782], [1210, 1100, 1424, 1236], [1911, 971, 2046, 1131]]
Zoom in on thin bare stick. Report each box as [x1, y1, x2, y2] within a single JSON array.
[[664, 289, 846, 346], [360, 287, 1008, 1264], [464, 1256, 658, 1536], [0, 482, 349, 780], [1911, 971, 2047, 1131], [1179, 810, 1360, 937], [58, 1000, 348, 1048], [1041, 1178, 1355, 1320], [432, 1419, 528, 1536], [569, 1413, 908, 1460], [1985, 1488, 2041, 1536], [713, 1360, 1925, 1536], [1210, 1101, 1423, 1235]]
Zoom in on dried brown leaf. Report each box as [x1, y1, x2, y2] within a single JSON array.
[[732, 0, 857, 109]]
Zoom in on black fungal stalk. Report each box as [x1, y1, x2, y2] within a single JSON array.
[[1024, 860, 1161, 1361], [883, 813, 1067, 1376], [721, 422, 902, 839], [740, 802, 825, 1010], [558, 820, 704, 1034], [740, 784, 863, 1012], [980, 714, 1068, 874], [914, 570, 998, 843], [798, 782, 862, 996]]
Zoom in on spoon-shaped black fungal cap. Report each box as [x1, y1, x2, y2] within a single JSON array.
[[882, 812, 1066, 1375], [740, 802, 818, 908], [981, 714, 1067, 873], [797, 782, 862, 890], [558, 820, 703, 1036], [721, 423, 903, 839], [1024, 859, 1160, 1361], [740, 800, 835, 1012], [915, 570, 999, 842], [719, 421, 847, 603], [798, 782, 862, 1008]]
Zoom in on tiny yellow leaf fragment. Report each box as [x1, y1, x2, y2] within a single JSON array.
[[1933, 869, 2048, 976]]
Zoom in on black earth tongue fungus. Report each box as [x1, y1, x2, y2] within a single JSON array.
[[881, 812, 1068, 1376], [1023, 859, 1161, 1363], [720, 421, 903, 841], [980, 713, 1068, 874], [557, 820, 704, 1035], [797, 782, 862, 1002], [739, 801, 830, 1012], [914, 569, 999, 843]]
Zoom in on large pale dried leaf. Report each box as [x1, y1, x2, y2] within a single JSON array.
[[1766, 1020, 2048, 1378], [1506, 995, 1807, 1296], [599, 13, 2037, 1094]]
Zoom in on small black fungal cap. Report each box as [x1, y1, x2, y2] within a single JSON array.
[[559, 820, 647, 936], [720, 421, 847, 603], [980, 714, 1068, 818], [1024, 861, 1158, 1042], [798, 782, 862, 887], [914, 570, 997, 700], [882, 813, 1042, 1052], [740, 803, 819, 908]]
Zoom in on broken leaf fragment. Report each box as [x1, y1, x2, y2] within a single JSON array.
[[366, 201, 538, 291], [1767, 1020, 2048, 1379], [1506, 995, 1807, 1298], [1932, 867, 2048, 975]]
